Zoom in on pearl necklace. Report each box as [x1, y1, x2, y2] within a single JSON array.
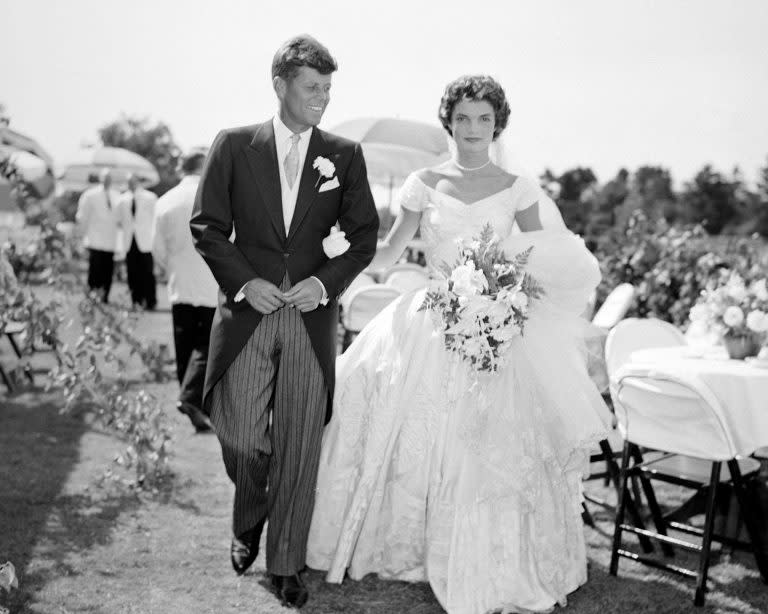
[[453, 158, 492, 172]]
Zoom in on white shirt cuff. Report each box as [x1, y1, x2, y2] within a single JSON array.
[[311, 276, 329, 306], [234, 282, 248, 302]]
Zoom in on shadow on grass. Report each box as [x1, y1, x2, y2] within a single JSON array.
[[0, 391, 141, 613]]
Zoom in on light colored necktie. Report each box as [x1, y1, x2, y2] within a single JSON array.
[[284, 133, 301, 189]]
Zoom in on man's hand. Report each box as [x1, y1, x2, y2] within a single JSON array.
[[242, 278, 285, 314], [283, 278, 324, 312]]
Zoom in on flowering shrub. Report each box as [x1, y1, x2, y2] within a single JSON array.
[[595, 211, 768, 328], [689, 271, 768, 339], [1, 243, 173, 490], [420, 224, 544, 372]]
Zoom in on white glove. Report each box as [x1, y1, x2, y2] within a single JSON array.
[[322, 225, 350, 258]]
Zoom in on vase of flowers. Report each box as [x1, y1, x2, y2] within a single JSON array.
[[688, 272, 768, 359]]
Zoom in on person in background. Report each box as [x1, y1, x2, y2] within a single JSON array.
[[152, 150, 217, 433], [75, 168, 127, 303], [119, 173, 158, 310]]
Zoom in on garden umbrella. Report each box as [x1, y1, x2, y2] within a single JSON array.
[[330, 117, 450, 185], [1, 127, 56, 202], [58, 146, 159, 191]]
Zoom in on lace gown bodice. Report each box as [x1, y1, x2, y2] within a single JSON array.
[[398, 173, 541, 273]]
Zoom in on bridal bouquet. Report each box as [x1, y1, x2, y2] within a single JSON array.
[[419, 224, 545, 373]]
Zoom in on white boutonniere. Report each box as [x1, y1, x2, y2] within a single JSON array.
[[313, 156, 336, 188]]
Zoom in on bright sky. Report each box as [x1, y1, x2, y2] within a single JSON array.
[[3, 0, 768, 186]]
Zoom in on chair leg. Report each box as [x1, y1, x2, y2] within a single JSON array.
[[694, 462, 721, 607], [631, 447, 675, 558], [728, 460, 768, 583], [599, 438, 621, 492], [610, 441, 633, 575], [6, 333, 34, 384], [581, 501, 596, 527], [0, 363, 14, 393], [621, 445, 655, 554], [6, 332, 23, 359]]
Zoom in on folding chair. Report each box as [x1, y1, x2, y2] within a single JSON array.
[[340, 286, 401, 350], [592, 283, 635, 331], [384, 267, 429, 293], [583, 319, 687, 528], [1, 321, 34, 391], [609, 366, 768, 606]]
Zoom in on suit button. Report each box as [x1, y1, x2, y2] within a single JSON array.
[[282, 252, 290, 259]]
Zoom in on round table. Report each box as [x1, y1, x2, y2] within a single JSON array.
[[625, 346, 768, 456]]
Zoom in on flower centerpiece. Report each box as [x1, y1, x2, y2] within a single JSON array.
[[419, 224, 545, 373], [688, 271, 768, 359]]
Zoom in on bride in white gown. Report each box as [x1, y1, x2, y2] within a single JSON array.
[[306, 75, 612, 614]]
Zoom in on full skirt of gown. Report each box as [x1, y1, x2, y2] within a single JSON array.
[[306, 230, 612, 614]]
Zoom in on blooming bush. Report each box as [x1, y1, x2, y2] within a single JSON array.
[[0, 218, 172, 491], [420, 224, 544, 372], [595, 210, 768, 328]]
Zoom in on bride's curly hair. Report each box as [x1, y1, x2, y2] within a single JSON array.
[[438, 75, 510, 140]]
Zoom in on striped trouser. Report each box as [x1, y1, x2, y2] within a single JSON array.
[[209, 275, 327, 575]]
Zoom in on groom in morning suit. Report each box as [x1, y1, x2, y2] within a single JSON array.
[[190, 35, 378, 608]]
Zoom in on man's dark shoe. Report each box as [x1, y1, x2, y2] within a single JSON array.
[[230, 519, 266, 575], [271, 573, 308, 608], [176, 401, 213, 433]]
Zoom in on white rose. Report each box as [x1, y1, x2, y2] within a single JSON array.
[[727, 282, 748, 302], [746, 310, 768, 333], [492, 326, 520, 343], [723, 306, 745, 328], [510, 291, 528, 311], [750, 278, 768, 302], [450, 262, 488, 297], [322, 226, 350, 258], [689, 304, 709, 322]]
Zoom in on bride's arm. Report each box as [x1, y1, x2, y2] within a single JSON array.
[[367, 208, 422, 271], [516, 202, 543, 232]]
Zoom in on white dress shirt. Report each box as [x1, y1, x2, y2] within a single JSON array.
[[152, 175, 219, 307], [75, 185, 127, 252], [118, 187, 158, 252], [234, 115, 327, 305], [273, 114, 311, 235]]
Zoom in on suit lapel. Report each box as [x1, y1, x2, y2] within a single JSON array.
[[287, 128, 326, 245], [244, 122, 286, 241]]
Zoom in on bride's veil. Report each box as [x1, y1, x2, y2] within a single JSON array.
[[489, 134, 567, 231]]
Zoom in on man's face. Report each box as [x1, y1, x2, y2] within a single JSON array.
[[275, 66, 332, 133]]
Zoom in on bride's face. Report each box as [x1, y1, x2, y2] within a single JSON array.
[[450, 98, 496, 154]]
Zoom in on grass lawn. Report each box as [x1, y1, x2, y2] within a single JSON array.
[[1, 281, 767, 614]]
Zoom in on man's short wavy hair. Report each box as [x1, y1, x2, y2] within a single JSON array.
[[271, 35, 338, 82], [438, 75, 510, 140]]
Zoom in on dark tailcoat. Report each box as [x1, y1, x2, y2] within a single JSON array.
[[190, 121, 379, 421]]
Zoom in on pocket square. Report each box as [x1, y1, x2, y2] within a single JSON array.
[[318, 177, 340, 192]]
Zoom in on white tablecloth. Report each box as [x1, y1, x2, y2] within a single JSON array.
[[622, 346, 768, 456]]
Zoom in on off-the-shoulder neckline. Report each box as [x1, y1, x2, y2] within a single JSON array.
[[410, 173, 521, 207]]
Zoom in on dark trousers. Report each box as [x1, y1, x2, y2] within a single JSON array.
[[126, 238, 157, 309], [209, 275, 327, 575], [87, 248, 114, 303], [171, 303, 216, 415]]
